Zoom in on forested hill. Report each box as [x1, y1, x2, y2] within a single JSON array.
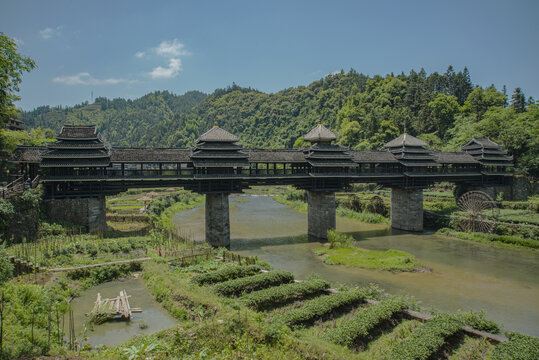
[[20, 67, 538, 174], [21, 90, 207, 147]]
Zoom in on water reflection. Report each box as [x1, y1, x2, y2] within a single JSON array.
[[174, 195, 539, 336]]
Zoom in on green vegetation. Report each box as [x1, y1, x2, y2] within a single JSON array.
[[390, 313, 463, 360], [0, 282, 66, 359], [191, 264, 264, 285], [265, 287, 377, 339], [314, 246, 426, 272], [213, 270, 294, 297], [314, 230, 426, 272], [490, 333, 539, 360], [0, 33, 35, 124], [437, 228, 539, 250], [325, 298, 408, 348], [241, 278, 330, 311]]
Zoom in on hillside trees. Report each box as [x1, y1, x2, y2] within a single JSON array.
[[19, 66, 538, 174]]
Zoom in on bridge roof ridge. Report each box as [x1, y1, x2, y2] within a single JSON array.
[[195, 126, 240, 143]]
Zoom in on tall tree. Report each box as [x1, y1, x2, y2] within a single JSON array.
[[511, 88, 526, 113], [0, 33, 35, 123]]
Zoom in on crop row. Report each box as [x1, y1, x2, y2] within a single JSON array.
[[325, 298, 407, 347], [213, 270, 294, 296], [265, 287, 372, 339], [240, 278, 330, 311], [191, 264, 263, 285], [490, 333, 539, 360], [390, 313, 463, 360]]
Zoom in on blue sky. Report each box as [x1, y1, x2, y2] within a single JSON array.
[[2, 0, 538, 110]]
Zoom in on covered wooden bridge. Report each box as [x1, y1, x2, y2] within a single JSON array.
[[10, 123, 512, 247]]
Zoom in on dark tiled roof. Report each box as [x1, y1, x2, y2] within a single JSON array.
[[303, 124, 337, 143], [195, 126, 240, 143], [40, 158, 111, 167], [192, 160, 249, 168], [58, 125, 98, 139], [111, 148, 191, 162], [384, 133, 428, 148], [191, 150, 249, 158], [435, 152, 479, 164], [247, 149, 306, 162], [40, 149, 110, 158], [9, 146, 45, 163], [462, 137, 502, 149], [349, 151, 398, 163], [47, 140, 106, 149]]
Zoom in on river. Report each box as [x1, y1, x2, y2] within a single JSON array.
[[173, 194, 539, 336]]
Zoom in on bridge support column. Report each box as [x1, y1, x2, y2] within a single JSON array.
[[390, 187, 423, 232], [46, 196, 107, 232], [205, 193, 230, 248], [307, 190, 336, 240]]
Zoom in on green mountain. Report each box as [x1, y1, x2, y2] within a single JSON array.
[[20, 68, 538, 174]]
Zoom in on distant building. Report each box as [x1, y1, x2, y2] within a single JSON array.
[[3, 118, 24, 131]]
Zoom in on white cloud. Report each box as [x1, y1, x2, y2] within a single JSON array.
[[155, 39, 190, 57], [135, 51, 146, 58], [39, 26, 62, 39], [52, 72, 136, 86], [148, 58, 182, 79]]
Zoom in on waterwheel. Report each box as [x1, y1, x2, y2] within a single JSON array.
[[457, 191, 499, 233]]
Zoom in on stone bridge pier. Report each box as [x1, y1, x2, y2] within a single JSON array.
[[46, 196, 107, 232], [307, 190, 336, 240], [390, 187, 423, 232], [205, 193, 231, 248]]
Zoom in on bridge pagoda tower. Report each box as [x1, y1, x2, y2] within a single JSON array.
[[384, 133, 439, 232], [41, 125, 111, 232], [189, 125, 249, 248], [302, 122, 355, 240]]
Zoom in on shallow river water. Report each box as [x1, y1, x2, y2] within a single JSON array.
[[174, 194, 539, 336], [70, 277, 177, 347]]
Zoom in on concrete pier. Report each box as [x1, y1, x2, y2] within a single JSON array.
[[390, 187, 423, 232], [46, 196, 107, 232], [205, 193, 231, 248], [307, 190, 336, 240]]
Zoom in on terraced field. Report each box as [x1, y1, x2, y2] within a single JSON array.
[[192, 264, 538, 360]]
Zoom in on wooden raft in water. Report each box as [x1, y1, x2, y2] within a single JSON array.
[[89, 290, 142, 323]]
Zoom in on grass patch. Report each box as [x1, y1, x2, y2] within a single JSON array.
[[234, 198, 249, 203], [437, 228, 539, 250], [336, 207, 389, 224], [313, 246, 427, 272]]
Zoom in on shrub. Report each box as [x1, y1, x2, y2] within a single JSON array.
[[390, 313, 463, 360], [0, 246, 14, 283], [456, 310, 500, 334], [325, 298, 408, 347], [240, 278, 330, 311], [490, 333, 539, 360], [191, 264, 263, 285], [265, 287, 375, 340], [327, 229, 354, 249], [213, 270, 294, 297]]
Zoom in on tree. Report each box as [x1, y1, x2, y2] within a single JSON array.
[[511, 88, 526, 113], [428, 94, 460, 139], [0, 33, 36, 123]]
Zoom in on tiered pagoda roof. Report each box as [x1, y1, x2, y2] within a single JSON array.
[[190, 126, 249, 168], [303, 123, 355, 168], [384, 133, 439, 168], [40, 125, 110, 168], [461, 138, 513, 166]]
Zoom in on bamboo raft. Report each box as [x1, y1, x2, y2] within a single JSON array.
[[89, 290, 141, 323]]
